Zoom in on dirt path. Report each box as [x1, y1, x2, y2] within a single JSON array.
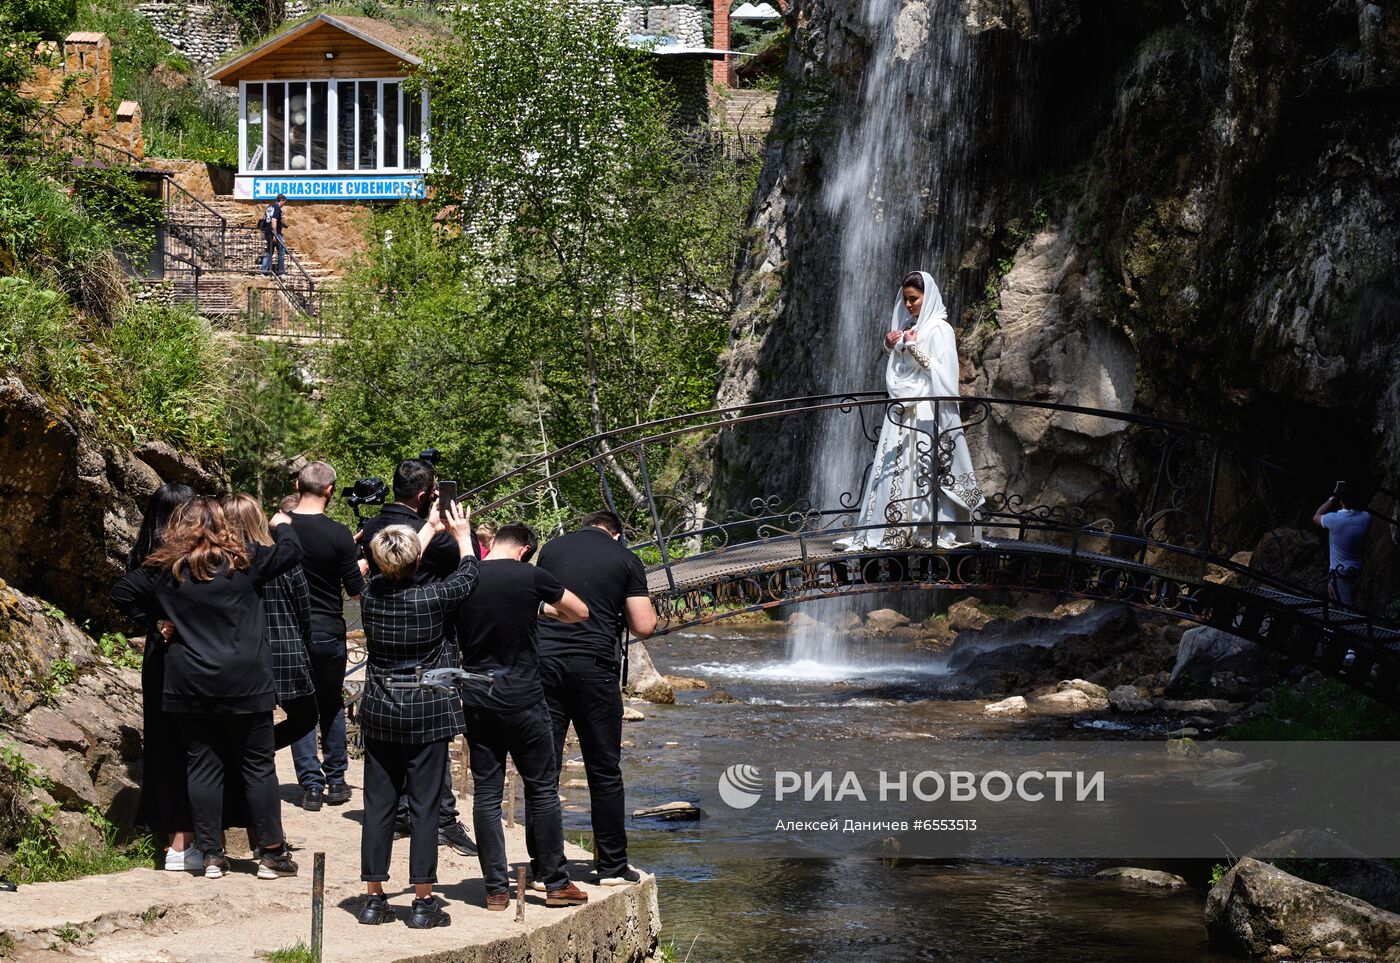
[[2, 753, 659, 962]]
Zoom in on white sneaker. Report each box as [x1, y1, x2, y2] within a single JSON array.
[[598, 867, 642, 886], [165, 847, 204, 872]]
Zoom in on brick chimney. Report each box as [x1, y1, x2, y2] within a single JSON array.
[[712, 0, 731, 86]]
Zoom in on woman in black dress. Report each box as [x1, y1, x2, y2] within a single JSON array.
[[127, 483, 199, 872]]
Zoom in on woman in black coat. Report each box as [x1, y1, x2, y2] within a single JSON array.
[[127, 483, 198, 871], [111, 497, 303, 881]]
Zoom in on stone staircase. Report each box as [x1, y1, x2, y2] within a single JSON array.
[[719, 88, 776, 135]]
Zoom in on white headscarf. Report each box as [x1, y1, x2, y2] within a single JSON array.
[[886, 270, 948, 399]]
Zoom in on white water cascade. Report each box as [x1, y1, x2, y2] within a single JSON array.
[[787, 0, 982, 670]]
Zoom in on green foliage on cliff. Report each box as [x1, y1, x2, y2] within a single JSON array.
[[310, 0, 753, 524], [1226, 678, 1400, 741]]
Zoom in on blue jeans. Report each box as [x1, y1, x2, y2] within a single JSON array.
[[260, 233, 285, 274], [291, 633, 348, 791]]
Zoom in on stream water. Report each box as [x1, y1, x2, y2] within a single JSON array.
[[563, 622, 1232, 962]]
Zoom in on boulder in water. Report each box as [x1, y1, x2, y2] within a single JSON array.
[[1108, 684, 1154, 712], [1167, 626, 1278, 698], [984, 695, 1028, 717], [1206, 857, 1400, 959], [632, 801, 704, 821], [863, 609, 911, 634], [1057, 678, 1109, 700], [624, 642, 675, 704], [947, 598, 996, 632], [1096, 867, 1187, 888], [622, 706, 646, 721], [665, 674, 709, 691], [698, 690, 738, 704], [1034, 687, 1108, 712]]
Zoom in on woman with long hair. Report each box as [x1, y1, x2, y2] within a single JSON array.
[[111, 497, 303, 880], [221, 494, 319, 751], [837, 271, 983, 551], [127, 483, 199, 871]]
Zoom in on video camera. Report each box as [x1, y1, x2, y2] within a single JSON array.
[[346, 476, 388, 521]]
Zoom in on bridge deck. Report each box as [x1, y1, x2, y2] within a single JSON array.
[[645, 536, 1400, 648]]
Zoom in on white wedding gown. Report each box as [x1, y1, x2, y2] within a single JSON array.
[[836, 273, 983, 551]]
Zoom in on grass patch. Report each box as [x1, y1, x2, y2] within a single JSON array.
[[1225, 677, 1400, 741], [1, 743, 158, 884], [97, 632, 143, 670], [261, 941, 318, 963]]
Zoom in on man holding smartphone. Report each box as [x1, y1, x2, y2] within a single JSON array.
[[358, 458, 478, 856], [1313, 481, 1372, 608]]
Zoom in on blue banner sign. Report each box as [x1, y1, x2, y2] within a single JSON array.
[[237, 175, 427, 200]]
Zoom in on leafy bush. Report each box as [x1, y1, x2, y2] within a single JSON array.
[[1226, 677, 1400, 741]]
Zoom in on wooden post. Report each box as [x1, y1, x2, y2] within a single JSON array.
[[515, 866, 526, 923], [311, 852, 326, 962], [505, 765, 517, 828]]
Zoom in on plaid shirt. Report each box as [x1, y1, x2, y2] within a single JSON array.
[[263, 566, 315, 702], [358, 556, 479, 744]]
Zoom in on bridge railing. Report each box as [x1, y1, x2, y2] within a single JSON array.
[[463, 394, 1393, 624]]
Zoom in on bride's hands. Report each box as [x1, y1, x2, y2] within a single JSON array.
[[883, 330, 902, 350], [902, 329, 918, 343]]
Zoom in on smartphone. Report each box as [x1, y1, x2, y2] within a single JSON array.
[[438, 480, 458, 517]]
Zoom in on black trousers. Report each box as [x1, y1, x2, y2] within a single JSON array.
[[136, 638, 192, 834], [538, 655, 627, 877], [362, 737, 446, 885], [180, 711, 283, 857], [466, 700, 567, 894], [274, 694, 318, 751], [395, 755, 460, 831]]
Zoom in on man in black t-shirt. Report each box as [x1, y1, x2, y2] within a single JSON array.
[[288, 461, 365, 811], [455, 523, 591, 911], [357, 458, 477, 855], [534, 510, 656, 886]]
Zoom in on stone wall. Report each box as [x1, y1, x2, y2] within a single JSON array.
[[136, 2, 241, 68], [20, 33, 144, 159], [621, 4, 706, 48]]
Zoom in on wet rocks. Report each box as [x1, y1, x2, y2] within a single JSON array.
[[697, 690, 738, 704], [1206, 857, 1400, 960], [1108, 684, 1154, 712], [1167, 626, 1280, 699], [983, 695, 1028, 717], [665, 675, 709, 691], [1057, 678, 1108, 700], [1095, 867, 1187, 888], [622, 706, 647, 722], [632, 801, 703, 821], [624, 642, 676, 705], [862, 609, 911, 634], [1033, 686, 1108, 713]]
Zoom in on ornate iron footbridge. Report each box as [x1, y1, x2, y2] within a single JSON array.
[[453, 393, 1399, 705]]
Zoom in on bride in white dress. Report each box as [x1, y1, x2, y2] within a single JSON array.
[[836, 271, 983, 551]]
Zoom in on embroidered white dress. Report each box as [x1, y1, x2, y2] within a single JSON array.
[[836, 272, 983, 550]]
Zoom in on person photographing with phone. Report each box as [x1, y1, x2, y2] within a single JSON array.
[[356, 500, 479, 928], [358, 459, 480, 856], [1313, 481, 1372, 609]]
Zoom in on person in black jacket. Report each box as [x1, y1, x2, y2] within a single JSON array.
[[356, 504, 478, 929], [287, 461, 366, 811], [111, 497, 303, 881], [357, 458, 477, 856], [127, 482, 200, 872]]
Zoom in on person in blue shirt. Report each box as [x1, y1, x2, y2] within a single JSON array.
[[1313, 482, 1372, 608]]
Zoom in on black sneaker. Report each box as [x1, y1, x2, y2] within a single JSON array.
[[256, 848, 298, 879], [597, 867, 641, 886], [357, 893, 394, 925], [203, 851, 231, 879], [437, 822, 477, 856], [0, 877, 17, 892], [405, 896, 451, 929], [393, 822, 411, 840], [301, 787, 324, 811], [324, 783, 352, 805]]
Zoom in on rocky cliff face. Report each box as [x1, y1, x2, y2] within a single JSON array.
[[719, 0, 1400, 599], [0, 377, 223, 629]]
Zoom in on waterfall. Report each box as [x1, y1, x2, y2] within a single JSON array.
[[788, 0, 980, 665]]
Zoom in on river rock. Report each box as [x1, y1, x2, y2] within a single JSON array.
[[665, 674, 709, 691], [1206, 857, 1400, 959], [624, 642, 675, 704], [622, 706, 646, 722], [946, 598, 995, 632], [1167, 626, 1278, 699], [1057, 678, 1109, 700], [787, 611, 824, 630], [632, 801, 704, 821], [1167, 726, 1199, 739], [1096, 867, 1187, 888], [697, 690, 738, 704], [562, 778, 590, 790], [1108, 684, 1153, 712], [1251, 829, 1400, 914], [984, 695, 1028, 717], [833, 612, 863, 631], [1034, 687, 1107, 712], [863, 609, 911, 634]]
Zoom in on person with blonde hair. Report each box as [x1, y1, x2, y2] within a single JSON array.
[[356, 502, 479, 928], [221, 494, 318, 751], [110, 497, 303, 881]]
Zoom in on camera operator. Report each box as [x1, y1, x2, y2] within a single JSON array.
[[358, 458, 479, 856]]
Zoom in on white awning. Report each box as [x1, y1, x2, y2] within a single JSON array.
[[731, 3, 782, 21]]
